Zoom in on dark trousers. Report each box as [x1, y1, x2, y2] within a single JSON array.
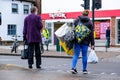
[[72, 42, 88, 70], [106, 37, 110, 47], [28, 42, 41, 66]]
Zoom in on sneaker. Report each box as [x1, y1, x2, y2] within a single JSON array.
[[70, 68, 78, 74], [83, 70, 88, 74]]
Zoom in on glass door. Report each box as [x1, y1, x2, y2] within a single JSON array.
[[46, 22, 53, 45], [117, 19, 120, 44]]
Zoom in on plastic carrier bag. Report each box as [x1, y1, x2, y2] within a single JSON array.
[[55, 23, 69, 37], [87, 49, 98, 63]]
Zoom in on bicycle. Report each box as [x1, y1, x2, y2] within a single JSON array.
[[11, 35, 20, 53], [40, 43, 44, 54]]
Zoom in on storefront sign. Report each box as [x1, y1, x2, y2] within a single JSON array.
[[49, 13, 66, 19], [95, 22, 100, 39]]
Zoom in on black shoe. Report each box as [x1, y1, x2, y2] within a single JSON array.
[[83, 70, 88, 74], [28, 65, 32, 69], [36, 65, 41, 69], [70, 68, 78, 74]]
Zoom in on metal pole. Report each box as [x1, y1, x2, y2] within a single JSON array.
[[106, 39, 108, 52], [92, 0, 96, 51], [92, 0, 95, 28]]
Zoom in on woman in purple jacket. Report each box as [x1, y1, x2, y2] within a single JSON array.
[[23, 6, 43, 69]]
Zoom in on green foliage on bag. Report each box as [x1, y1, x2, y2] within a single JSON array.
[[75, 22, 91, 43]]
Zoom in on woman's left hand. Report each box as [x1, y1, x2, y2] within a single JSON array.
[[91, 45, 95, 50]]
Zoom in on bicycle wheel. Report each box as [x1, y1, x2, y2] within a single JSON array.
[[11, 43, 15, 53]]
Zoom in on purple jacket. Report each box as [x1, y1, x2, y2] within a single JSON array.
[[23, 14, 43, 44]]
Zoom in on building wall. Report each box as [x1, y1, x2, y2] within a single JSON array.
[[0, 0, 32, 41], [111, 17, 116, 46]]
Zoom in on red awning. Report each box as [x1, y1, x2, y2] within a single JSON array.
[[41, 9, 120, 20]]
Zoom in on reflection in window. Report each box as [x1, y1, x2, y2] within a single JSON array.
[[24, 5, 29, 14], [117, 19, 120, 44], [46, 23, 52, 43], [46, 23, 52, 28], [8, 25, 16, 35], [12, 3, 18, 13]]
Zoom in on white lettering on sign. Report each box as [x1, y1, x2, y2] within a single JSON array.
[[49, 13, 66, 19]]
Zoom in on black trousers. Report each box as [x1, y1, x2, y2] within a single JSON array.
[[28, 42, 41, 66], [106, 37, 110, 47]]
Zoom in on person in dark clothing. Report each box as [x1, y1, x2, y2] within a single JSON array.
[[70, 10, 95, 74], [23, 6, 43, 69], [106, 27, 110, 47]]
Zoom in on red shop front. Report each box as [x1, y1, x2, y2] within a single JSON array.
[[41, 9, 120, 41]]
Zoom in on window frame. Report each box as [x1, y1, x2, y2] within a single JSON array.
[[7, 24, 17, 35], [23, 5, 29, 14], [12, 3, 18, 14]]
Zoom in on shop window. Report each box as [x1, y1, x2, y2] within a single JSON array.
[[46, 23, 52, 43], [8, 24, 16, 35], [117, 19, 120, 44], [23, 5, 29, 14], [0, 12, 1, 25], [46, 23, 52, 28], [12, 3, 18, 13], [94, 20, 110, 39]]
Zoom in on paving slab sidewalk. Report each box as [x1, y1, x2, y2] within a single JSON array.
[[0, 45, 119, 59]]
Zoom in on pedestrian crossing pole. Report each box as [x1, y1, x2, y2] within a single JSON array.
[[92, 0, 95, 29]]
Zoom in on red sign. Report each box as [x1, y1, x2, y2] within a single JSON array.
[[41, 9, 120, 20], [49, 13, 66, 19], [94, 22, 100, 39]]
